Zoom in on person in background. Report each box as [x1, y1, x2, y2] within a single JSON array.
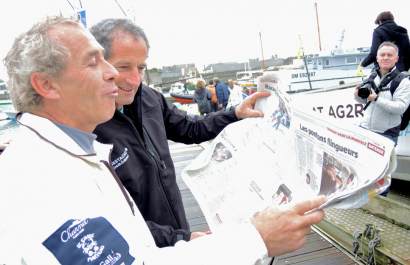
[[214, 77, 230, 109], [360, 11, 410, 72], [193, 80, 213, 115], [339, 81, 345, 85], [228, 79, 235, 92], [226, 79, 245, 110], [355, 42, 410, 196], [206, 79, 218, 112], [181, 79, 189, 94], [243, 87, 250, 96]]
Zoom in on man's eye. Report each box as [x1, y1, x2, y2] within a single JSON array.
[[89, 61, 97, 66], [117, 66, 128, 70]]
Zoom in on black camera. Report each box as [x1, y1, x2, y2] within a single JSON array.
[[357, 80, 376, 99]]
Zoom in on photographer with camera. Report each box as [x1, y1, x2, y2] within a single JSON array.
[[355, 41, 410, 196]]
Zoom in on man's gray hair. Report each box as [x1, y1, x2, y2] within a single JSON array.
[[377, 41, 399, 56], [89, 18, 150, 60], [213, 77, 220, 83], [3, 13, 83, 113]]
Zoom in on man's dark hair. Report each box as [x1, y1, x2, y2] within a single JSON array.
[[375, 11, 394, 25], [89, 18, 150, 59], [208, 79, 214, 85]]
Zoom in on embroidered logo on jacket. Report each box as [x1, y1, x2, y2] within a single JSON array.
[[112, 148, 129, 170], [43, 217, 135, 265]]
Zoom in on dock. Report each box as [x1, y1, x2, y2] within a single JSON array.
[[169, 140, 360, 264]]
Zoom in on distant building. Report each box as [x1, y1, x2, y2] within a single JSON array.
[[159, 63, 196, 78], [203, 62, 244, 73]]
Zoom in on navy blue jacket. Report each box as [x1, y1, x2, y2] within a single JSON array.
[[215, 81, 230, 105], [361, 20, 410, 72], [94, 84, 239, 247]]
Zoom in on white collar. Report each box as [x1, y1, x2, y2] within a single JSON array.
[[17, 113, 112, 163]]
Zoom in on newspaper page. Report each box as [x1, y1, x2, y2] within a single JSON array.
[[181, 73, 396, 234]]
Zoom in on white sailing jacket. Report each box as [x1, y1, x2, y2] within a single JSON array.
[[0, 113, 270, 265]]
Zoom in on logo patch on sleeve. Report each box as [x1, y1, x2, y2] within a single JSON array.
[[43, 217, 135, 265]]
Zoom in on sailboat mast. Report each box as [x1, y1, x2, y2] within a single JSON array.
[[259, 32, 266, 71], [315, 3, 322, 51]]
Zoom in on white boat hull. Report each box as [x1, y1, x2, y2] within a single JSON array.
[[0, 101, 14, 111], [265, 69, 371, 92]]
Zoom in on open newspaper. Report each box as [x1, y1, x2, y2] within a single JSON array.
[[181, 73, 397, 234]]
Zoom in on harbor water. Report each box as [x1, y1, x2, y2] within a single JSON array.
[[0, 119, 21, 144]]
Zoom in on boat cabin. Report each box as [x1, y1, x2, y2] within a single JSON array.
[[305, 47, 372, 71]]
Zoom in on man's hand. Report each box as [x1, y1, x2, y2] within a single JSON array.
[[219, 104, 223, 109], [354, 86, 359, 97], [251, 196, 327, 257], [190, 231, 209, 241], [235, 92, 271, 119], [367, 88, 377, 101]]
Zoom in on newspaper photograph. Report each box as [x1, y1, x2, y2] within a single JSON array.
[[182, 73, 396, 233]]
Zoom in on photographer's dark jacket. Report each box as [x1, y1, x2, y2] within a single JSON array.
[[361, 20, 410, 72], [94, 84, 239, 247], [354, 67, 410, 137]]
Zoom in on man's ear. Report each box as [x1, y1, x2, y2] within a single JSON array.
[[30, 72, 61, 100]]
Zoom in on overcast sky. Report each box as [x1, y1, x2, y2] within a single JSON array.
[[1, 0, 410, 80]]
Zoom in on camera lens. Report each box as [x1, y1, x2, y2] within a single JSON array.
[[358, 83, 372, 99]]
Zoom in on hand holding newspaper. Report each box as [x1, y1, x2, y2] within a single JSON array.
[[182, 73, 396, 234]]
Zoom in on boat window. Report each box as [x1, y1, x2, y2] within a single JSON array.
[[346, 57, 357, 64], [308, 60, 312, 64], [325, 60, 330, 66], [318, 60, 322, 65]]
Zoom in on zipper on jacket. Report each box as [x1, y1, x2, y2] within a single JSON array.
[[142, 127, 167, 170], [144, 143, 155, 157], [142, 127, 180, 228], [116, 111, 181, 229]]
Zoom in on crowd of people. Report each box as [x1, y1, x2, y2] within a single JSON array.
[[193, 78, 256, 115]]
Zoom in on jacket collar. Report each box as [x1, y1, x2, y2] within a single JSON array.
[[123, 83, 144, 137], [17, 113, 112, 163], [376, 65, 396, 78]]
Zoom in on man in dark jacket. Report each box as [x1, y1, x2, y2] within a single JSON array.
[[90, 18, 269, 248], [214, 77, 230, 109], [361, 11, 410, 72]]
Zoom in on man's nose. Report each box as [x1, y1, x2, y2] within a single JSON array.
[[126, 69, 141, 86], [104, 61, 119, 82]]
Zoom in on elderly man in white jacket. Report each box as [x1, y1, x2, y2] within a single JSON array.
[[0, 14, 326, 265]]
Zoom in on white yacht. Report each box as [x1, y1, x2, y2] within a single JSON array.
[[264, 31, 373, 92]]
